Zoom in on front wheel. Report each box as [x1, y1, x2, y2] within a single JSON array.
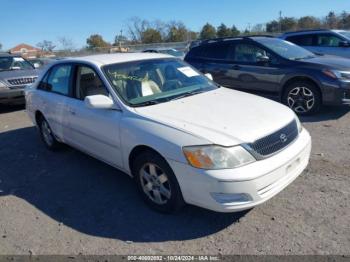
[[282, 81, 321, 115], [132, 151, 185, 213]]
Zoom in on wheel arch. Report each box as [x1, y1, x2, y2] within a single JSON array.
[[281, 76, 322, 101], [128, 145, 166, 176], [35, 110, 45, 126]]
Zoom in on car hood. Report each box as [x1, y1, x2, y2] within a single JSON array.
[[0, 69, 39, 79], [134, 88, 296, 146], [303, 55, 350, 70]]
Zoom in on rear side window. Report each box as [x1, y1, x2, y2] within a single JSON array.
[[40, 64, 73, 95], [203, 43, 231, 60], [188, 42, 231, 60], [285, 34, 314, 46], [187, 45, 206, 58]]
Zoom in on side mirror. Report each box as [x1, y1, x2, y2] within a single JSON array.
[[339, 41, 350, 47], [33, 63, 41, 68], [84, 95, 116, 110], [257, 55, 270, 63], [204, 73, 213, 80]]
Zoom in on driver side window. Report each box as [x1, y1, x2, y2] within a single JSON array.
[[75, 66, 108, 100], [232, 43, 277, 65], [316, 34, 343, 47], [233, 43, 268, 63]]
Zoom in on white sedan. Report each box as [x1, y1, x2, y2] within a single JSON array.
[[25, 53, 311, 213]]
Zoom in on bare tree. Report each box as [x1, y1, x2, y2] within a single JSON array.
[[57, 37, 75, 51], [126, 17, 150, 42], [251, 24, 266, 34], [37, 40, 56, 52]]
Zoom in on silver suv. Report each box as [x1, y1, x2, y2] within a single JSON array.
[[0, 53, 39, 105], [280, 29, 350, 58]]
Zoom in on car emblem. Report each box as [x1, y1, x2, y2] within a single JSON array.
[[280, 133, 288, 143]]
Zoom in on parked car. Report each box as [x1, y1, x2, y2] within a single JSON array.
[[26, 53, 311, 213], [0, 53, 39, 105], [143, 48, 185, 59], [280, 29, 350, 58], [28, 57, 56, 68], [184, 36, 350, 114]]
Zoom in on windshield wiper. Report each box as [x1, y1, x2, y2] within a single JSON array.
[[133, 100, 161, 107], [133, 90, 207, 106], [293, 55, 315, 61], [167, 90, 206, 102]]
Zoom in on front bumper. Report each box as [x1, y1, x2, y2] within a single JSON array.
[[322, 80, 350, 106], [0, 88, 25, 104], [168, 128, 311, 213]]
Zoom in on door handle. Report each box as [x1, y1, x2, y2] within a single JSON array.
[[231, 65, 241, 70]]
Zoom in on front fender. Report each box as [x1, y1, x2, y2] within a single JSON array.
[[120, 115, 210, 174], [280, 71, 323, 97]]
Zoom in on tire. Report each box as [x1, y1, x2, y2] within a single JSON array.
[[38, 115, 61, 150], [132, 151, 185, 213], [282, 81, 322, 115]]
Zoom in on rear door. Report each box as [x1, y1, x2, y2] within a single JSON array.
[[36, 64, 73, 141], [186, 41, 239, 88]]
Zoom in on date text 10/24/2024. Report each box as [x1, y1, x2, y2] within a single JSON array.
[[127, 255, 220, 261]]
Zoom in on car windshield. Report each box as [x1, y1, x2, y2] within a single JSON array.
[[338, 31, 350, 39], [255, 38, 316, 60], [103, 58, 218, 107], [0, 56, 34, 71]]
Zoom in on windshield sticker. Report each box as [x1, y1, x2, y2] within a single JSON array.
[[177, 67, 199, 77], [13, 57, 25, 62]]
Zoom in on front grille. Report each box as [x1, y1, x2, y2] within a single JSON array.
[[7, 77, 37, 86], [245, 120, 299, 160], [344, 90, 350, 99]]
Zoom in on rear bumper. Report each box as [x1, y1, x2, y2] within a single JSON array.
[[168, 128, 311, 213], [0, 88, 25, 104]]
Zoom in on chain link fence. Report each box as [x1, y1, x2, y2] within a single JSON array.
[[52, 41, 189, 58]]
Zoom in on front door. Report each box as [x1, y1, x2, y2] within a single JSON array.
[[227, 42, 281, 94], [313, 33, 350, 58], [65, 65, 123, 168]]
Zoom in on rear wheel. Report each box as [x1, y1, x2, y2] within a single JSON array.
[[38, 116, 61, 150], [282, 81, 321, 115], [132, 151, 185, 213]]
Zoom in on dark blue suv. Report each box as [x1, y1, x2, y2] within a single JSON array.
[[185, 36, 350, 115]]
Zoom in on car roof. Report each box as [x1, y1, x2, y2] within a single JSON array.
[[62, 52, 173, 66], [281, 29, 334, 36], [191, 36, 275, 48], [0, 53, 20, 58], [333, 29, 350, 33]]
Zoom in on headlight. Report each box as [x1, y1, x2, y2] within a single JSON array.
[[183, 145, 255, 169], [323, 69, 350, 81], [0, 81, 8, 89]]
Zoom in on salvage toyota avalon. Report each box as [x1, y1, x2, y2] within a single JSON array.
[[25, 53, 311, 213]]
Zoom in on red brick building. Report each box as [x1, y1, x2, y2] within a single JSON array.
[[9, 43, 53, 59]]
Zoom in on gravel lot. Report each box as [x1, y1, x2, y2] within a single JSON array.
[[0, 104, 349, 255]]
